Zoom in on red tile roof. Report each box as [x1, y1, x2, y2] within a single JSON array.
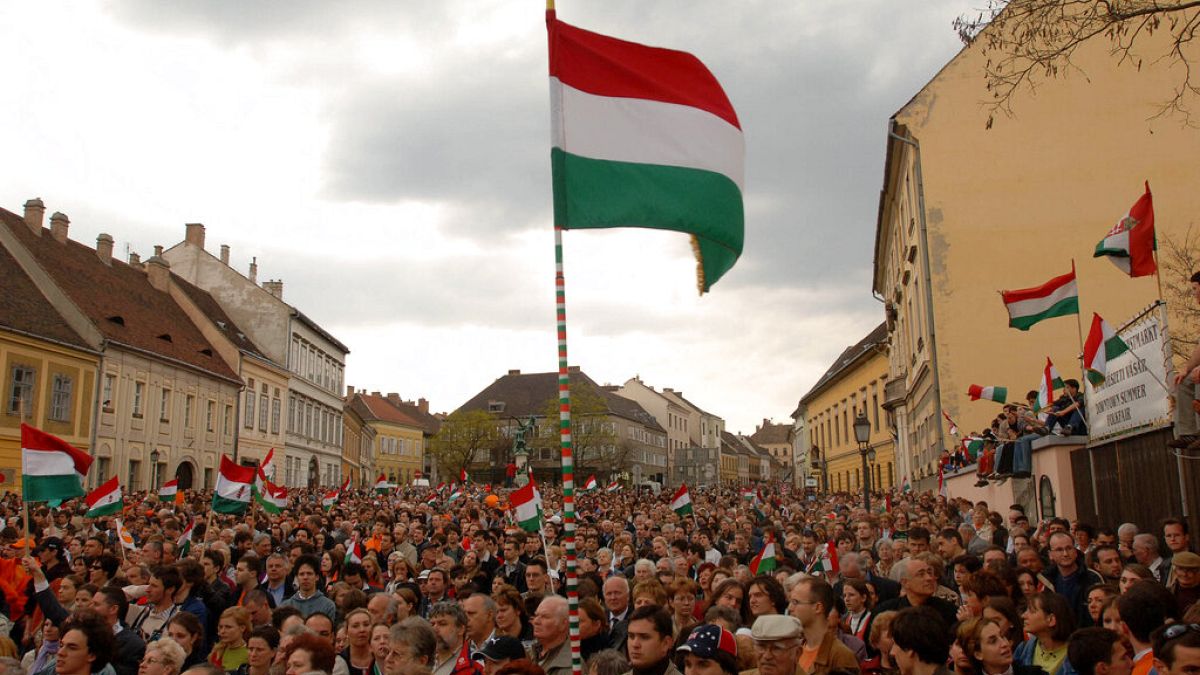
[[353, 394, 423, 427], [1, 208, 240, 383], [0, 244, 92, 351]]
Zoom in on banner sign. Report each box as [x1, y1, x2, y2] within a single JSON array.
[[1085, 302, 1172, 444]]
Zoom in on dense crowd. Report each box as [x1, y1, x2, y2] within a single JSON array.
[[0, 483, 1194, 675]]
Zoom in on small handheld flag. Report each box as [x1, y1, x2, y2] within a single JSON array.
[[85, 476, 124, 518], [671, 484, 693, 516], [967, 385, 1008, 403], [582, 475, 597, 491], [158, 478, 178, 501]]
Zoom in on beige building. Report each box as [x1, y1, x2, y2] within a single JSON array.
[[872, 21, 1200, 488], [800, 323, 895, 494], [750, 420, 793, 482], [164, 225, 350, 489], [349, 391, 431, 486], [1, 204, 241, 492]]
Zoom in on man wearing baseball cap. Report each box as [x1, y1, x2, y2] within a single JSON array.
[[35, 536, 70, 582], [741, 616, 803, 675], [676, 624, 739, 675], [471, 636, 526, 675]]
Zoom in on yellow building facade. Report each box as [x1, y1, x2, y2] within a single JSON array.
[[873, 22, 1200, 487], [0, 332, 98, 493], [351, 392, 426, 486], [801, 324, 895, 494]]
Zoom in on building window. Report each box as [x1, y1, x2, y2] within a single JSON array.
[[102, 374, 115, 413], [258, 387, 268, 431], [128, 460, 142, 492], [185, 395, 194, 428], [271, 395, 281, 434], [206, 400, 216, 432], [95, 457, 111, 489], [8, 364, 36, 416], [50, 374, 73, 422], [224, 404, 233, 435], [203, 468, 213, 490], [133, 381, 145, 418], [160, 388, 172, 422], [244, 379, 256, 429]]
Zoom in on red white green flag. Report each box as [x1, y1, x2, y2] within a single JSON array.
[[511, 477, 543, 533], [158, 478, 178, 501], [345, 536, 364, 564], [671, 483, 694, 516], [374, 474, 394, 494], [582, 475, 597, 491], [967, 385, 1008, 403], [1035, 357, 1065, 412], [21, 423, 92, 503], [605, 480, 620, 493], [942, 411, 959, 437], [1001, 267, 1079, 331], [85, 476, 123, 518], [547, 10, 744, 293], [1083, 313, 1131, 386], [177, 520, 195, 555], [212, 455, 255, 514], [1095, 182, 1156, 277], [750, 534, 777, 575]]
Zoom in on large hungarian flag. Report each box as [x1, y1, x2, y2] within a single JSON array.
[[21, 423, 92, 503], [1035, 357, 1065, 412], [1001, 267, 1079, 330], [750, 534, 777, 575], [212, 455, 255, 514], [511, 478, 543, 533], [1083, 313, 1131, 386], [158, 479, 178, 501], [1095, 182, 1156, 277], [547, 11, 744, 293], [967, 385, 1007, 403], [85, 476, 123, 518], [671, 483, 694, 516]]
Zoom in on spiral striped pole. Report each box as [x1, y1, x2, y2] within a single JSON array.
[[554, 224, 583, 675]]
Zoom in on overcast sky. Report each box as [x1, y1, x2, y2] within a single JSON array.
[[0, 1, 976, 434]]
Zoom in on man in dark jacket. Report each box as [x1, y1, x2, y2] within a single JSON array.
[[1042, 531, 1103, 620]]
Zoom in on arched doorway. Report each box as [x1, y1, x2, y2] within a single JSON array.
[[175, 461, 195, 490]]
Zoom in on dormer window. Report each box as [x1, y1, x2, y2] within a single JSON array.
[[106, 316, 125, 326], [199, 348, 213, 357], [488, 401, 506, 413], [157, 334, 173, 342]]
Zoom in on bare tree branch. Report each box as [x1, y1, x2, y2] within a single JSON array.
[[953, 0, 1200, 126]]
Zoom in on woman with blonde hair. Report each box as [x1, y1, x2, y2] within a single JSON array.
[[140, 636, 187, 675], [209, 606, 252, 672]]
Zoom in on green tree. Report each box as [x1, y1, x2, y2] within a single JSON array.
[[429, 409, 503, 481], [540, 386, 631, 480], [953, 0, 1200, 125]]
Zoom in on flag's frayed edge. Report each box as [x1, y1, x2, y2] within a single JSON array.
[[690, 234, 705, 295]]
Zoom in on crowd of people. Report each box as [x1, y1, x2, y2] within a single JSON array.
[[0, 483, 1195, 675]]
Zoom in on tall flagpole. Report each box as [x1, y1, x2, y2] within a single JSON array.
[[554, 224, 582, 675], [547, 3, 581, 674]]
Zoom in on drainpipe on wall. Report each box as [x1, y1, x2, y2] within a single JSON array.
[[888, 127, 946, 477]]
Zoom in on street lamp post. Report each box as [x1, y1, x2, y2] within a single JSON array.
[[149, 448, 160, 493], [854, 411, 873, 511]]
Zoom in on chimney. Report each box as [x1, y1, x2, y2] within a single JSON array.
[[219, 244, 230, 265], [418, 398, 429, 414], [248, 257, 258, 283], [146, 245, 171, 292], [346, 386, 356, 397], [49, 212, 69, 243], [568, 365, 580, 373], [262, 279, 283, 300], [507, 369, 521, 376], [23, 198, 45, 235], [372, 391, 382, 397], [96, 233, 114, 265], [184, 223, 205, 249], [387, 393, 402, 406], [129, 252, 142, 269]]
